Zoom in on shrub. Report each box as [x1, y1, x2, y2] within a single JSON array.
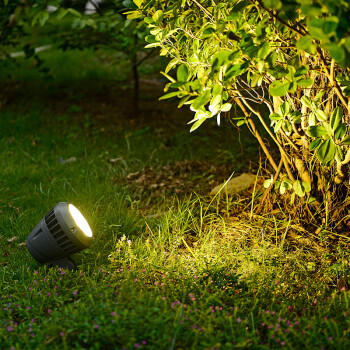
[[128, 0, 350, 224]]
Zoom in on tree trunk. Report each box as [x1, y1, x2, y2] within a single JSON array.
[[132, 34, 139, 118]]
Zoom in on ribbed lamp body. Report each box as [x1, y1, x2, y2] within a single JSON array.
[[26, 202, 92, 263]]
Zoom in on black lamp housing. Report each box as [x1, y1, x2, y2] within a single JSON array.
[[26, 202, 93, 270]]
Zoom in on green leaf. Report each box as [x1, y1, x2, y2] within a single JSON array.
[[266, 51, 277, 67], [277, 50, 286, 63], [325, 44, 346, 67], [317, 138, 335, 165], [330, 107, 343, 131], [257, 60, 265, 73], [309, 112, 316, 126], [32, 11, 50, 26], [212, 85, 223, 97], [289, 81, 298, 94], [269, 80, 290, 97], [300, 96, 312, 109], [133, 0, 143, 7], [263, 177, 273, 188], [210, 103, 221, 115], [335, 145, 345, 162], [274, 119, 283, 132], [152, 10, 163, 23], [177, 64, 189, 82], [279, 101, 290, 117], [341, 136, 350, 145], [165, 58, 179, 74], [334, 123, 347, 141], [263, 0, 282, 9], [336, 75, 350, 98], [220, 103, 232, 112], [315, 109, 327, 122], [293, 180, 305, 197], [293, 180, 311, 197], [239, 34, 259, 57], [178, 95, 190, 108], [309, 138, 322, 151], [169, 82, 186, 89], [306, 126, 328, 137], [290, 111, 302, 123], [145, 42, 161, 48], [159, 91, 180, 100], [201, 27, 216, 39], [249, 73, 263, 87], [280, 180, 288, 195], [212, 51, 232, 69], [257, 42, 270, 59], [296, 36, 316, 55], [323, 16, 339, 35], [160, 71, 176, 83], [315, 91, 325, 102], [308, 196, 317, 204], [283, 120, 292, 135], [294, 65, 309, 78], [323, 122, 332, 136], [309, 18, 329, 42], [145, 35, 157, 44], [296, 78, 314, 88], [57, 9, 68, 20], [225, 62, 249, 80], [287, 55, 301, 69], [143, 17, 155, 24], [67, 8, 82, 17], [267, 66, 289, 79], [123, 0, 138, 8], [190, 118, 206, 132], [284, 179, 293, 189], [211, 95, 221, 108], [126, 10, 141, 19], [303, 181, 311, 193], [191, 90, 211, 110], [269, 113, 282, 121], [150, 28, 162, 35]]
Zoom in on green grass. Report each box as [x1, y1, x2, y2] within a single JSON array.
[[1, 48, 350, 349]]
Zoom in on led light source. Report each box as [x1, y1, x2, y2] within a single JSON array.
[[26, 202, 93, 270]]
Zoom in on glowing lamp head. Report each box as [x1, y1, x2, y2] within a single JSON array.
[[26, 202, 93, 270], [68, 204, 92, 238]]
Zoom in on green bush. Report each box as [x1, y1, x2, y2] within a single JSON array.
[[129, 0, 350, 223]]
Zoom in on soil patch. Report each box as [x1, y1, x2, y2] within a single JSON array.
[[120, 159, 232, 198]]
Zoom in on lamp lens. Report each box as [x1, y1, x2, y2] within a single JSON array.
[[68, 204, 93, 237]]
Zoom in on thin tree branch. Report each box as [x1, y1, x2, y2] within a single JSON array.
[[282, 153, 296, 182], [253, 0, 307, 36], [191, 0, 214, 22], [316, 48, 349, 112], [234, 96, 279, 173], [234, 90, 292, 162]]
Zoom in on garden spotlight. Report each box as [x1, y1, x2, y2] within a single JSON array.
[[26, 202, 93, 270]]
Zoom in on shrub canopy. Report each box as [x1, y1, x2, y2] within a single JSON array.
[[129, 0, 350, 223]]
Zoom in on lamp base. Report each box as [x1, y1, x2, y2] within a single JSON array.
[[49, 256, 76, 271]]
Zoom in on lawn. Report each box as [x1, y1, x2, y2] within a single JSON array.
[[1, 48, 350, 350]]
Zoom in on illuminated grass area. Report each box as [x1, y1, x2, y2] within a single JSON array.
[[1, 52, 350, 349]]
